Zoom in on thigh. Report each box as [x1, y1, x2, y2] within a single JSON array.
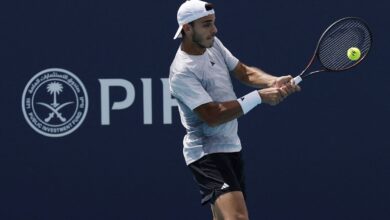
[[211, 204, 223, 220], [213, 191, 249, 219], [188, 152, 245, 205]]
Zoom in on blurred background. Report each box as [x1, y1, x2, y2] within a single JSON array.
[[1, 0, 389, 219]]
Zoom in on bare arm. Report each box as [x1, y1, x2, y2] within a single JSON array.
[[194, 62, 301, 127], [232, 61, 277, 88], [194, 101, 243, 127], [194, 88, 288, 127], [233, 61, 301, 96]]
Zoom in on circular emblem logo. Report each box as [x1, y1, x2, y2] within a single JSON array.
[[22, 68, 89, 137]]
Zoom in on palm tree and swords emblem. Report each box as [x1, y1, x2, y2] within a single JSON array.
[[36, 82, 74, 123]]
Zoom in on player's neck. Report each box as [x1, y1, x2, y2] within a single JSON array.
[[181, 38, 206, 55]]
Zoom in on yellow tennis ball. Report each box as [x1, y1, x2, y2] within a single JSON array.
[[347, 47, 361, 61]]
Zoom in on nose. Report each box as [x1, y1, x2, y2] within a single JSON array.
[[212, 24, 218, 35]]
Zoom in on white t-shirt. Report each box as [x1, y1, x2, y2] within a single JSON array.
[[169, 37, 241, 165]]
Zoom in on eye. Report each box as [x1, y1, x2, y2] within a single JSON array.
[[203, 23, 213, 28]]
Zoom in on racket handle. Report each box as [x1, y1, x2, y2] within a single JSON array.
[[293, 76, 302, 85]]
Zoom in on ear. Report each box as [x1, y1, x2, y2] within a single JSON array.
[[182, 23, 192, 34]]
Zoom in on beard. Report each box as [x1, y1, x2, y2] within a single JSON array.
[[192, 31, 214, 49]]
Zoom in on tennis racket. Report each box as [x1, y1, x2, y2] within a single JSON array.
[[293, 17, 373, 85]]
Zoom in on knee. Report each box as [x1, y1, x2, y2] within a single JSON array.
[[225, 213, 249, 220], [236, 213, 249, 220]]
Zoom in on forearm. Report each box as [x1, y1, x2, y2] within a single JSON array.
[[194, 101, 243, 127], [247, 66, 277, 88], [234, 63, 277, 88], [195, 90, 267, 127]]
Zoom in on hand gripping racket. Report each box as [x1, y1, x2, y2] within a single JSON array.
[[293, 17, 373, 85]]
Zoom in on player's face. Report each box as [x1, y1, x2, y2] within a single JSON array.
[[191, 14, 218, 48]]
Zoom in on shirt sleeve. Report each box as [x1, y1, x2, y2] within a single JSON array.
[[169, 71, 213, 111], [215, 37, 239, 71]]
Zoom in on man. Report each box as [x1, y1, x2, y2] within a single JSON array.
[[169, 1, 300, 219]]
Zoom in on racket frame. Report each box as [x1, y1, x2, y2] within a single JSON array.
[[293, 17, 372, 85]]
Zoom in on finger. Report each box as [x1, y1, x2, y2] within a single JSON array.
[[279, 75, 293, 85], [288, 77, 301, 91], [278, 87, 288, 99], [283, 84, 295, 96], [284, 82, 300, 94], [284, 87, 293, 97], [269, 93, 280, 105], [274, 76, 289, 88], [290, 77, 301, 86], [283, 84, 294, 95], [291, 84, 301, 92]]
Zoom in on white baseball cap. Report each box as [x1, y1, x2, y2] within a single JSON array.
[[173, 0, 215, 40]]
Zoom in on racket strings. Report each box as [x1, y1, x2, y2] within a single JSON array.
[[318, 18, 372, 71]]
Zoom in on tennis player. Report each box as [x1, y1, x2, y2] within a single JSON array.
[[169, 1, 300, 219]]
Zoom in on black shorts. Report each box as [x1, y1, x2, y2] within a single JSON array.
[[188, 152, 246, 205]]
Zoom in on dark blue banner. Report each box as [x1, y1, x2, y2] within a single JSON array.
[[1, 0, 389, 219]]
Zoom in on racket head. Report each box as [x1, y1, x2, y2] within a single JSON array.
[[316, 17, 373, 72]]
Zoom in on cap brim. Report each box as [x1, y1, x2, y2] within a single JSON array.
[[173, 25, 183, 40]]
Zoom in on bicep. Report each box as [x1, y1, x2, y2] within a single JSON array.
[[232, 61, 251, 83]]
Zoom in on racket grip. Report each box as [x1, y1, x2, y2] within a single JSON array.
[[293, 76, 302, 85]]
